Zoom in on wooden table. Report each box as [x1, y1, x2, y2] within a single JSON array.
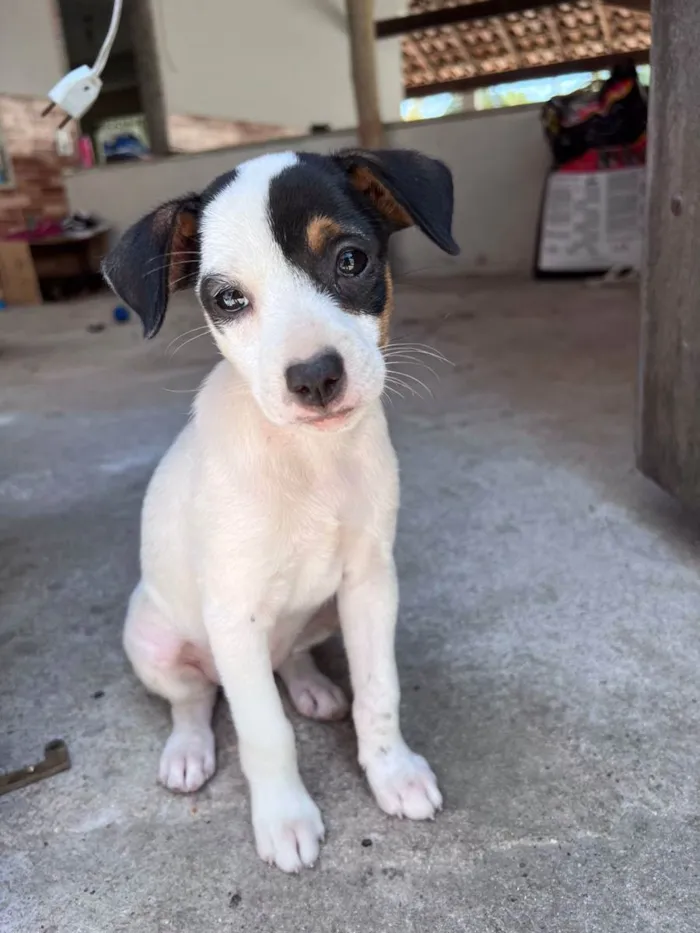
[[0, 223, 111, 305]]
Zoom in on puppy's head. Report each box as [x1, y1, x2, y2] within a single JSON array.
[[103, 149, 458, 429]]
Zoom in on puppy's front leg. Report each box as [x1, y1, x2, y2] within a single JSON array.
[[205, 603, 323, 872], [338, 550, 442, 820]]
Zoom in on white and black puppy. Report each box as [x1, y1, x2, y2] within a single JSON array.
[[103, 148, 459, 873]]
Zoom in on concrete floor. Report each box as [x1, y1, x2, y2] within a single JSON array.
[[1, 278, 699, 932]]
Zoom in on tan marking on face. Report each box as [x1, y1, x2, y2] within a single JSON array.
[[307, 216, 342, 254], [379, 267, 394, 347], [350, 167, 413, 229], [168, 210, 198, 292]]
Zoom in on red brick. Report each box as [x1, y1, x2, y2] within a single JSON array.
[[0, 94, 76, 234]]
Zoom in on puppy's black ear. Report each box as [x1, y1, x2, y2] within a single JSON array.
[[334, 148, 459, 255], [102, 195, 200, 338]]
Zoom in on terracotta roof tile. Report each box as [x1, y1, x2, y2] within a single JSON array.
[[402, 1, 651, 92]]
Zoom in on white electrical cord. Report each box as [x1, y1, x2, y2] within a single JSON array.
[[43, 0, 124, 127], [92, 0, 124, 77]]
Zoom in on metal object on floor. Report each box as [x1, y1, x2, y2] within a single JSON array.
[[0, 740, 71, 796]]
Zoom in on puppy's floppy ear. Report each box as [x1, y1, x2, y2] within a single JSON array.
[[102, 194, 200, 338], [334, 148, 459, 255]]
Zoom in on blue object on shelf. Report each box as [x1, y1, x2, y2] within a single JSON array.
[[113, 305, 130, 323], [0, 300, 7, 311]]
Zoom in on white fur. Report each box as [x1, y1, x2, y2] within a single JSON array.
[[123, 152, 441, 872]]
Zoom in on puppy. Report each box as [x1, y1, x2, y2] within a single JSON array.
[[103, 148, 459, 872]]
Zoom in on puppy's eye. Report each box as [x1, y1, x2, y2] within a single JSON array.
[[336, 248, 368, 277], [215, 288, 249, 314]]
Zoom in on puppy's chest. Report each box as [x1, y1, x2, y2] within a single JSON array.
[[266, 456, 369, 611]]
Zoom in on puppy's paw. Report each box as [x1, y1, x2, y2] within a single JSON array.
[[364, 743, 442, 820], [252, 781, 325, 873], [159, 727, 216, 793], [288, 674, 349, 721]]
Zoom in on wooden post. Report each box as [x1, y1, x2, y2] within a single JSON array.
[[346, 0, 385, 148], [637, 0, 700, 506], [127, 0, 170, 157]]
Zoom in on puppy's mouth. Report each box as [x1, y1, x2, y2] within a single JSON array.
[[300, 407, 356, 431]]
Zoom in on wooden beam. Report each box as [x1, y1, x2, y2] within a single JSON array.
[[376, 0, 650, 40], [449, 25, 478, 73], [637, 0, 700, 507], [541, 4, 564, 55], [346, 0, 384, 148], [602, 0, 650, 11], [594, 0, 613, 47], [377, 1, 556, 39], [404, 48, 650, 97], [493, 17, 521, 69]]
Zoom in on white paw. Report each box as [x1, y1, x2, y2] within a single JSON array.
[[252, 781, 325, 873], [288, 674, 349, 721], [364, 743, 442, 820], [158, 727, 216, 793]]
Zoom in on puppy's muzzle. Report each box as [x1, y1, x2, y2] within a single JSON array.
[[285, 349, 346, 409]]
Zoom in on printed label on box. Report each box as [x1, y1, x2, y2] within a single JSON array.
[[538, 166, 645, 273]]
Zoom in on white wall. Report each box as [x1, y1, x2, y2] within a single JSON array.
[[65, 106, 551, 275], [0, 0, 66, 97], [149, 0, 404, 130]]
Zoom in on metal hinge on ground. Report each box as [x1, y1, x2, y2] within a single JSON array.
[[0, 740, 71, 795]]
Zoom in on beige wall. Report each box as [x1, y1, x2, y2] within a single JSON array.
[[386, 107, 550, 275], [65, 106, 550, 275], [0, 0, 66, 96], [149, 0, 404, 131]]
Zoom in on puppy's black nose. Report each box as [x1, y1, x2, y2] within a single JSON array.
[[286, 350, 346, 408]]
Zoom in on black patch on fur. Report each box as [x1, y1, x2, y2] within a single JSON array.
[[200, 168, 239, 207], [101, 169, 240, 339], [268, 158, 389, 316], [102, 195, 200, 338], [333, 148, 460, 255]]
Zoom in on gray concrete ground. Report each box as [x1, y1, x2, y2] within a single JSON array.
[[1, 278, 699, 933]]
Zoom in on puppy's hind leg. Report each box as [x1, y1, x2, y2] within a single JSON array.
[[277, 604, 348, 721], [124, 585, 218, 793], [278, 650, 349, 721]]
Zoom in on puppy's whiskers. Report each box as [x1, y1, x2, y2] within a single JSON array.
[[168, 328, 212, 357], [143, 256, 199, 280], [381, 339, 452, 402], [384, 369, 433, 399], [382, 352, 439, 379], [145, 250, 199, 265], [166, 325, 210, 356], [382, 382, 405, 403], [384, 374, 420, 399], [383, 340, 453, 366]]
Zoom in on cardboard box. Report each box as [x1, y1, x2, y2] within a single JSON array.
[[0, 240, 42, 305]]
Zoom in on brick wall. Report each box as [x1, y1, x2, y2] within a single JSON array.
[[0, 95, 77, 237]]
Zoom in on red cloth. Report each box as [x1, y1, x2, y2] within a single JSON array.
[[557, 136, 647, 173], [4, 220, 65, 241]]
